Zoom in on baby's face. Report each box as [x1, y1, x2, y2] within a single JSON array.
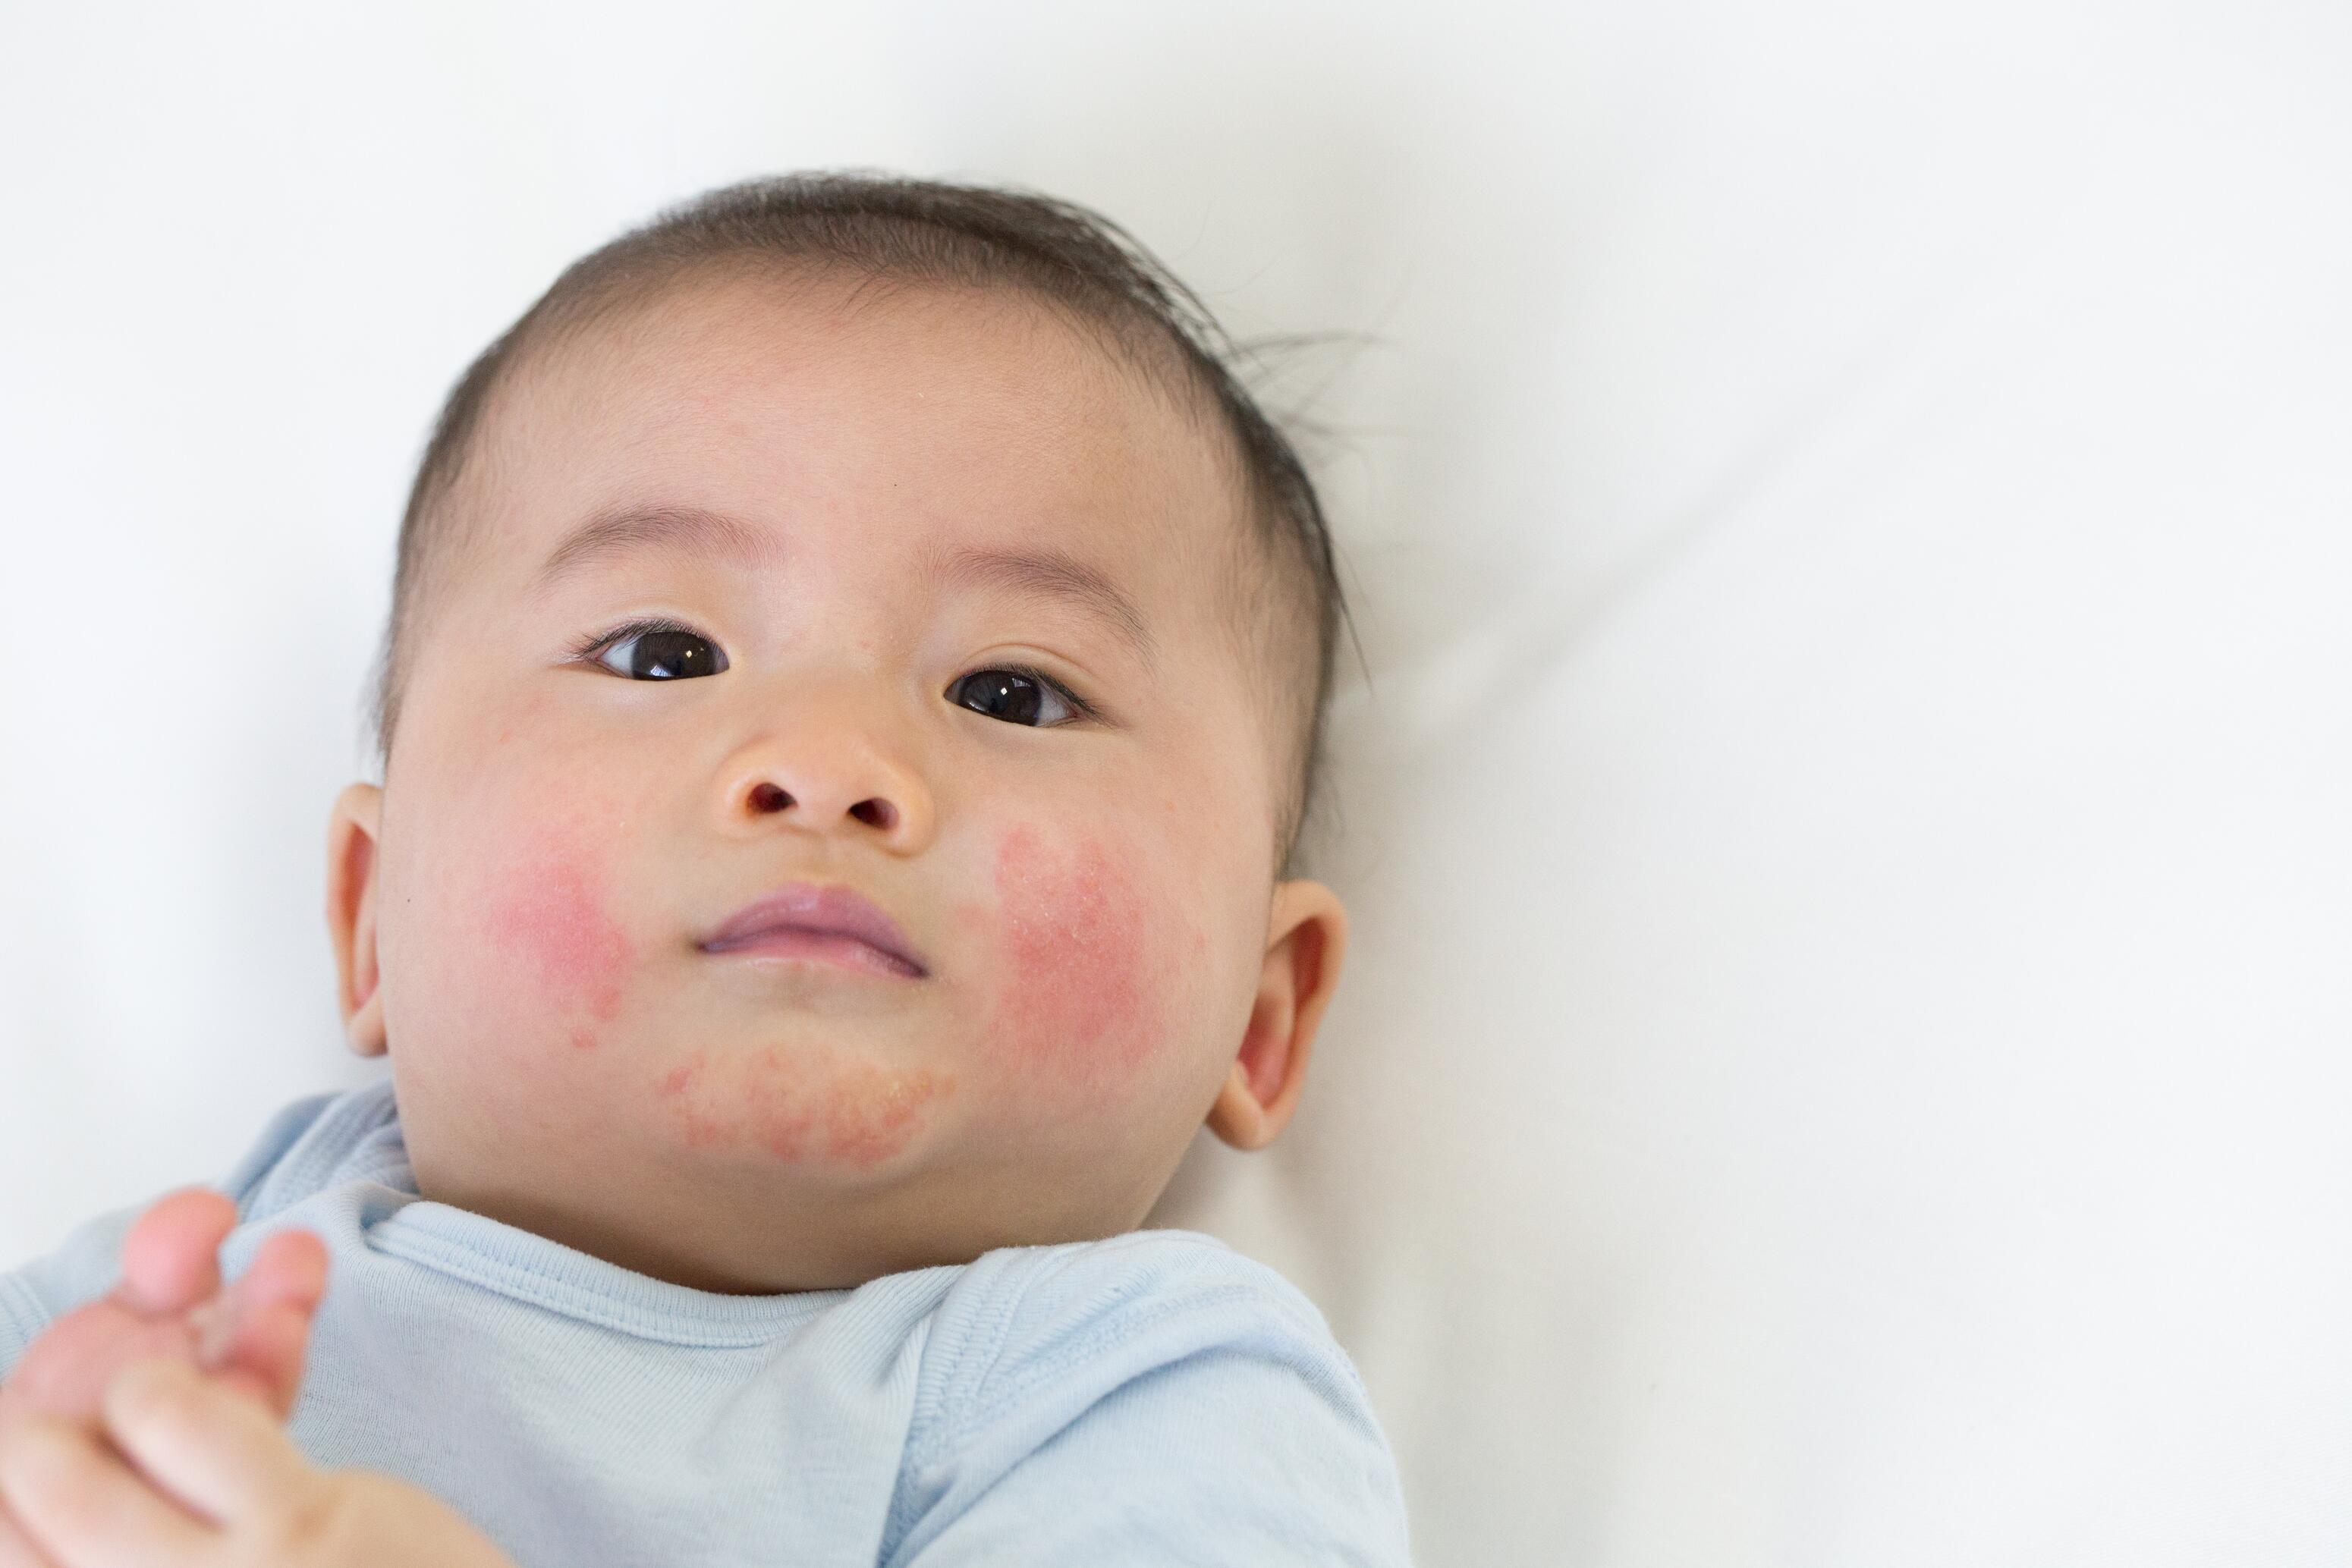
[[327, 269, 1343, 1292]]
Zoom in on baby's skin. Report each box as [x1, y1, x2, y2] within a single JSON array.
[[0, 1187, 327, 1438]]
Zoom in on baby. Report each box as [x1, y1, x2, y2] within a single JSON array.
[[0, 172, 1411, 1565]]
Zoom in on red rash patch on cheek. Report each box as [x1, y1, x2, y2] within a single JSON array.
[[653, 1046, 952, 1168], [482, 825, 633, 1029], [980, 824, 1181, 1093]]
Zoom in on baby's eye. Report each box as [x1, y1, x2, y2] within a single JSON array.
[[948, 666, 1090, 728], [579, 619, 728, 680]]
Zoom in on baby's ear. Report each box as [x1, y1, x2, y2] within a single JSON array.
[[326, 782, 389, 1058], [1204, 880, 1347, 1152]]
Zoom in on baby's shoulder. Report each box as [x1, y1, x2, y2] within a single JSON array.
[[913, 1227, 1357, 1434], [956, 1226, 1328, 1334], [882, 1230, 1410, 1566]]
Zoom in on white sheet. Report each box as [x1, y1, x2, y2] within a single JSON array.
[[4, 3, 2347, 1563]]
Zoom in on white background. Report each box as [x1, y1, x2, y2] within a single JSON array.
[[4, 2, 2349, 1563]]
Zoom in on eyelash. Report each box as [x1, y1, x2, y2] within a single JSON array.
[[566, 615, 1099, 723], [565, 614, 703, 665]]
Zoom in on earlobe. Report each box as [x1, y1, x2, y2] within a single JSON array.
[[1205, 880, 1348, 1152], [326, 781, 389, 1059]]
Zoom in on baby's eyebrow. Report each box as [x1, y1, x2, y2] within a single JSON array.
[[527, 503, 1157, 673], [530, 504, 781, 599], [920, 538, 1159, 674]]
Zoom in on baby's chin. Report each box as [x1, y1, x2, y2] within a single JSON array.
[[640, 1028, 961, 1177]]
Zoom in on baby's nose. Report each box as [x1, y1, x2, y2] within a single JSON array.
[[715, 715, 935, 853], [745, 778, 898, 831]]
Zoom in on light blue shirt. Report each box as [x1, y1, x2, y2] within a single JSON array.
[[0, 1079, 1413, 1566]]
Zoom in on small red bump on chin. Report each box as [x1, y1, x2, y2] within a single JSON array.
[[569, 1025, 597, 1051], [588, 981, 626, 1022]]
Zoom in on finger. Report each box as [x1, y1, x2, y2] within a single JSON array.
[[214, 1298, 317, 1420], [102, 1357, 319, 1529], [199, 1229, 328, 1381], [234, 1230, 330, 1316], [0, 1502, 64, 1568], [0, 1411, 213, 1568], [115, 1187, 237, 1318]]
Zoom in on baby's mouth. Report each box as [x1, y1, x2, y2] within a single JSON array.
[[697, 881, 930, 979]]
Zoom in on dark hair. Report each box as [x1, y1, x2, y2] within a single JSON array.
[[369, 169, 1361, 881]]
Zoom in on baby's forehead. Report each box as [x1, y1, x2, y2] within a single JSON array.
[[517, 267, 1197, 459], [476, 269, 1249, 639]]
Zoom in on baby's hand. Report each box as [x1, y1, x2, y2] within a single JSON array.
[[0, 1187, 328, 1435], [0, 1190, 329, 1566]]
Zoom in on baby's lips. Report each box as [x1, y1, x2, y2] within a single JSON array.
[[700, 881, 930, 976]]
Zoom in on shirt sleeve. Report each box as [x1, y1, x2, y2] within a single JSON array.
[[0, 1199, 144, 1382], [884, 1233, 1414, 1568]]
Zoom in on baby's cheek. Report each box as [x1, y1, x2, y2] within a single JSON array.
[[972, 824, 1200, 1100], [473, 816, 634, 1039]]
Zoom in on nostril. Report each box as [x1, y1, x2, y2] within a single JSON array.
[[852, 799, 894, 829], [749, 782, 791, 813]]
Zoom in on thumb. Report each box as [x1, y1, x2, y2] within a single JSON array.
[[102, 1358, 320, 1529]]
